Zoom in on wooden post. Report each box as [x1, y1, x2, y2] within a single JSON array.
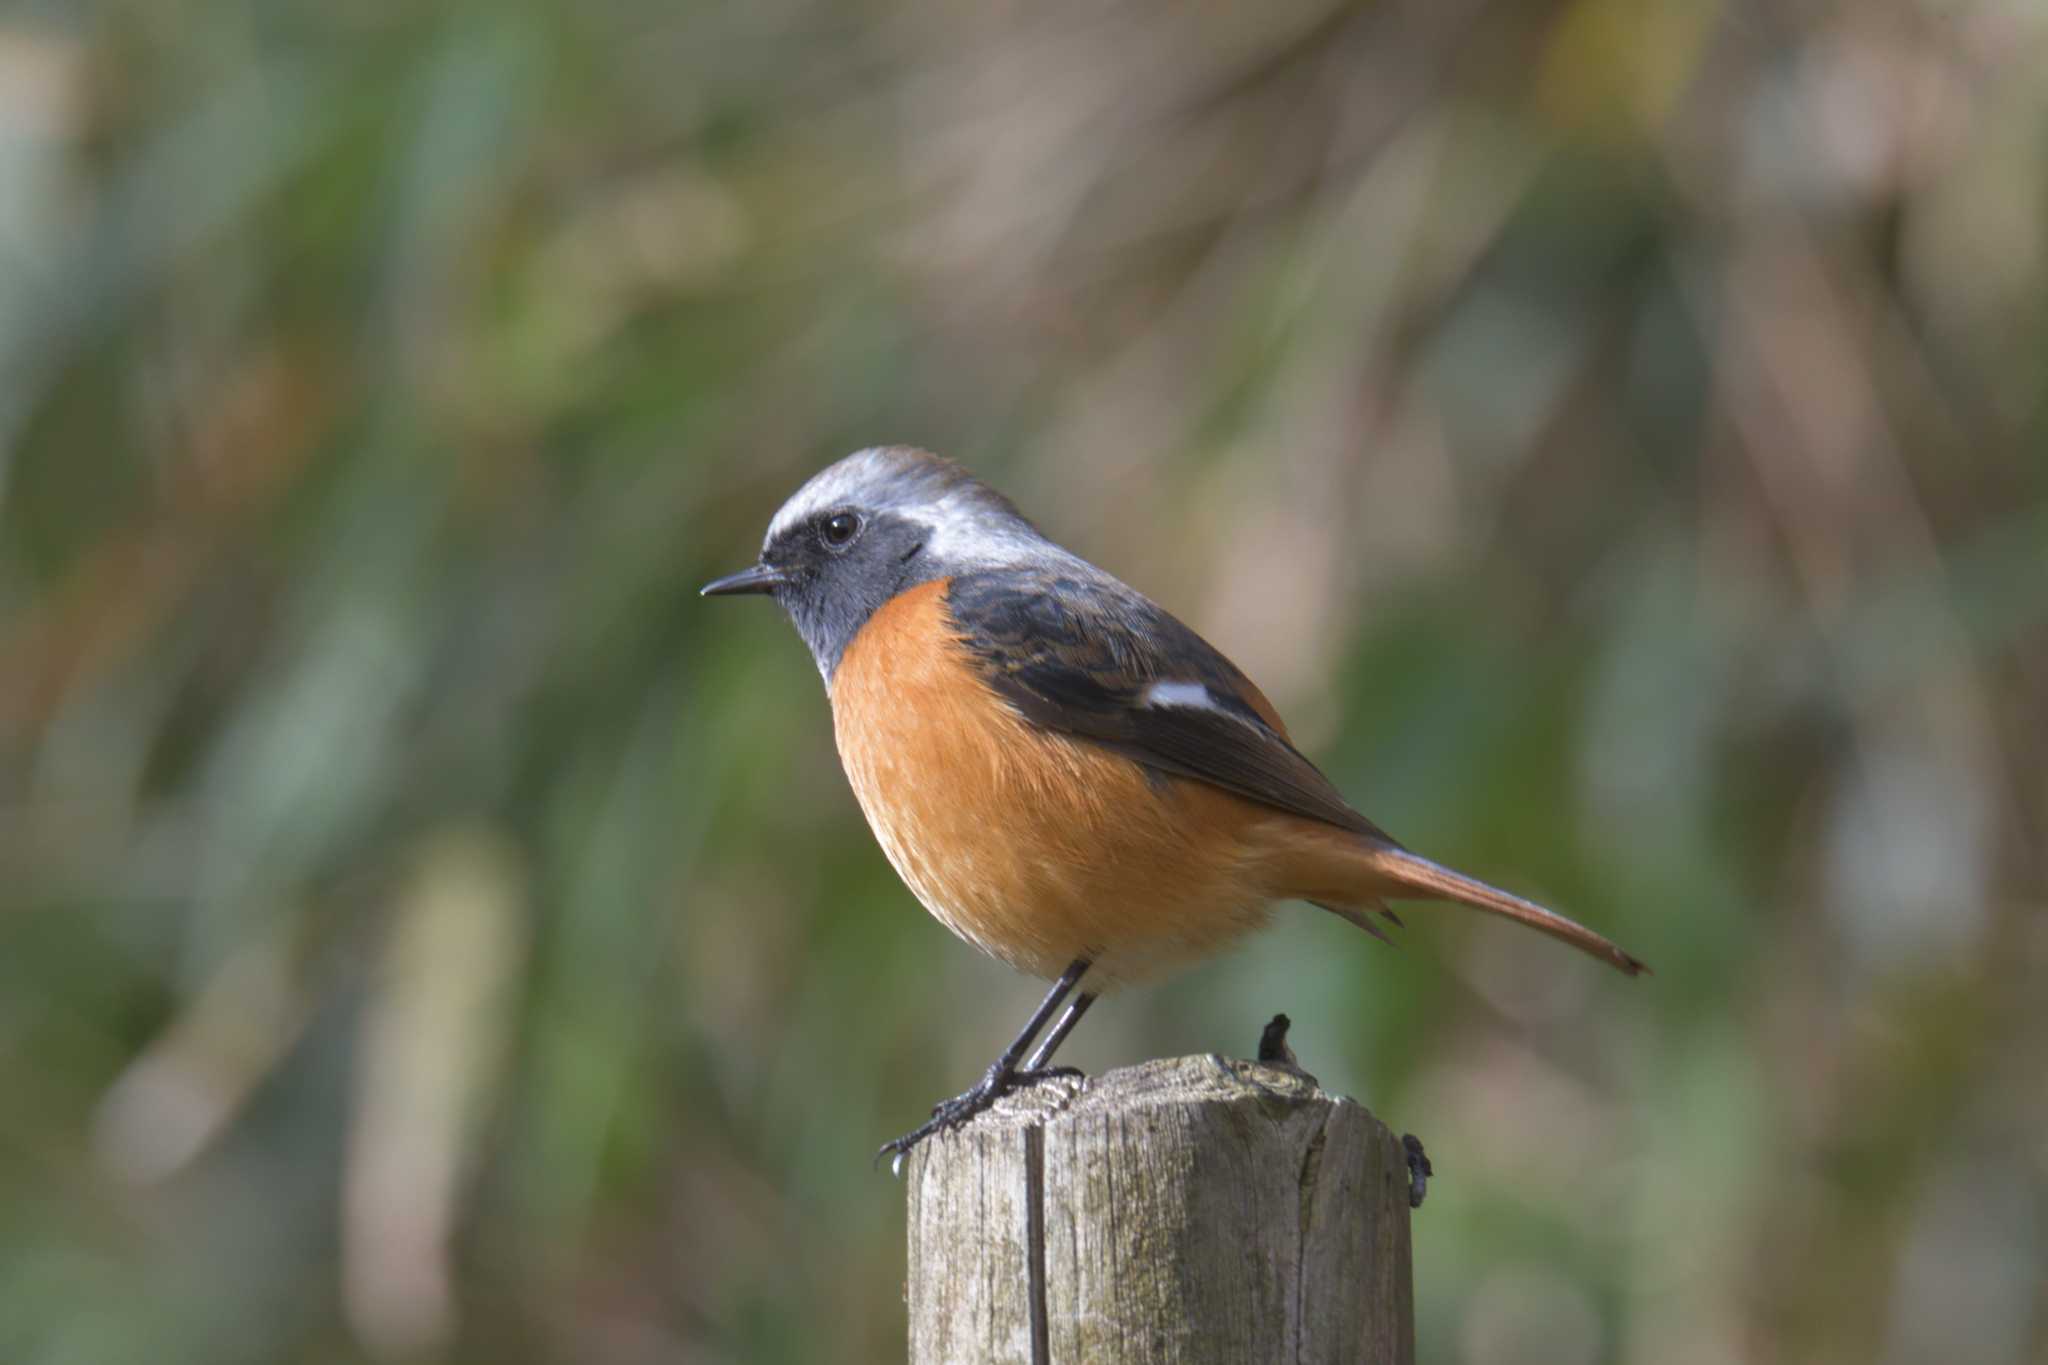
[[904, 1053, 1415, 1365]]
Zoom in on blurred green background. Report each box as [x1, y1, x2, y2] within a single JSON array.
[[4, 1, 2045, 1362]]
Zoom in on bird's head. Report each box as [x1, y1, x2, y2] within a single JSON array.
[[701, 446, 1051, 681]]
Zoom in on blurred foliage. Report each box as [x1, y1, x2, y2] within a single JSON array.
[[3, 1, 2046, 1362]]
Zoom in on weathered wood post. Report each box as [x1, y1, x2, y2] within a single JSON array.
[[904, 1053, 1415, 1364]]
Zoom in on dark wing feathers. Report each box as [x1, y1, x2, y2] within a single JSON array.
[[944, 570, 1396, 844]]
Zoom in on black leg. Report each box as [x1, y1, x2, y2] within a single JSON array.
[[877, 958, 1089, 1167], [1021, 991, 1095, 1072], [984, 958, 1090, 1078]]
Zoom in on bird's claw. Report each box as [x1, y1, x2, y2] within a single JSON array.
[[1014, 1064, 1083, 1086], [877, 1066, 1084, 1172]]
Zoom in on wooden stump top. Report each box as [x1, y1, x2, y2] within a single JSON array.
[[905, 1054, 1414, 1364]]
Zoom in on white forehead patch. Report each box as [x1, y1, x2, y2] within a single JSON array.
[[762, 446, 1059, 569], [1142, 680, 1225, 711], [764, 448, 904, 546]]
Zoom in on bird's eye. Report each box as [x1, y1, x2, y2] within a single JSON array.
[[821, 511, 861, 548]]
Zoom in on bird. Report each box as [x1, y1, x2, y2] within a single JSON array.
[[702, 446, 1646, 1162]]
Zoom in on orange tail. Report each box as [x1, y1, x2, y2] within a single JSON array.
[[1279, 829, 1648, 976]]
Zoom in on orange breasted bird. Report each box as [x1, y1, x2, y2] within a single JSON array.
[[703, 447, 1646, 1161]]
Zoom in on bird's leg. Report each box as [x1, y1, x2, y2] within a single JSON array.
[[877, 959, 1089, 1166], [1020, 991, 1095, 1075]]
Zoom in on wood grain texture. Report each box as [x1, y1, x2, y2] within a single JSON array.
[[905, 1055, 1414, 1364]]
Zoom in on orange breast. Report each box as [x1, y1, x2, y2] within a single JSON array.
[[830, 579, 1287, 989]]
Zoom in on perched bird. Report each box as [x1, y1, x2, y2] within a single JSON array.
[[703, 447, 1645, 1160]]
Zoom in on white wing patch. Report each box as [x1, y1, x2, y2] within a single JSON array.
[[1142, 680, 1226, 711]]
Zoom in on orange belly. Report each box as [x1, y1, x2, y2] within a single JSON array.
[[830, 580, 1288, 988]]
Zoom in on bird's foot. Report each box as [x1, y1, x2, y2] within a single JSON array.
[[876, 1064, 1084, 1173], [1009, 1064, 1084, 1088]]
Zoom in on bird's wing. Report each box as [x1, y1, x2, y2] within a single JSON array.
[[943, 569, 1397, 843]]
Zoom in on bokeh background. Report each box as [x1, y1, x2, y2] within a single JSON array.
[[4, 1, 2045, 1361]]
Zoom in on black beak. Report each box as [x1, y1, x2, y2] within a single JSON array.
[[700, 563, 789, 597]]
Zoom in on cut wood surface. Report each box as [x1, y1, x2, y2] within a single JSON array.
[[905, 1054, 1414, 1365]]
